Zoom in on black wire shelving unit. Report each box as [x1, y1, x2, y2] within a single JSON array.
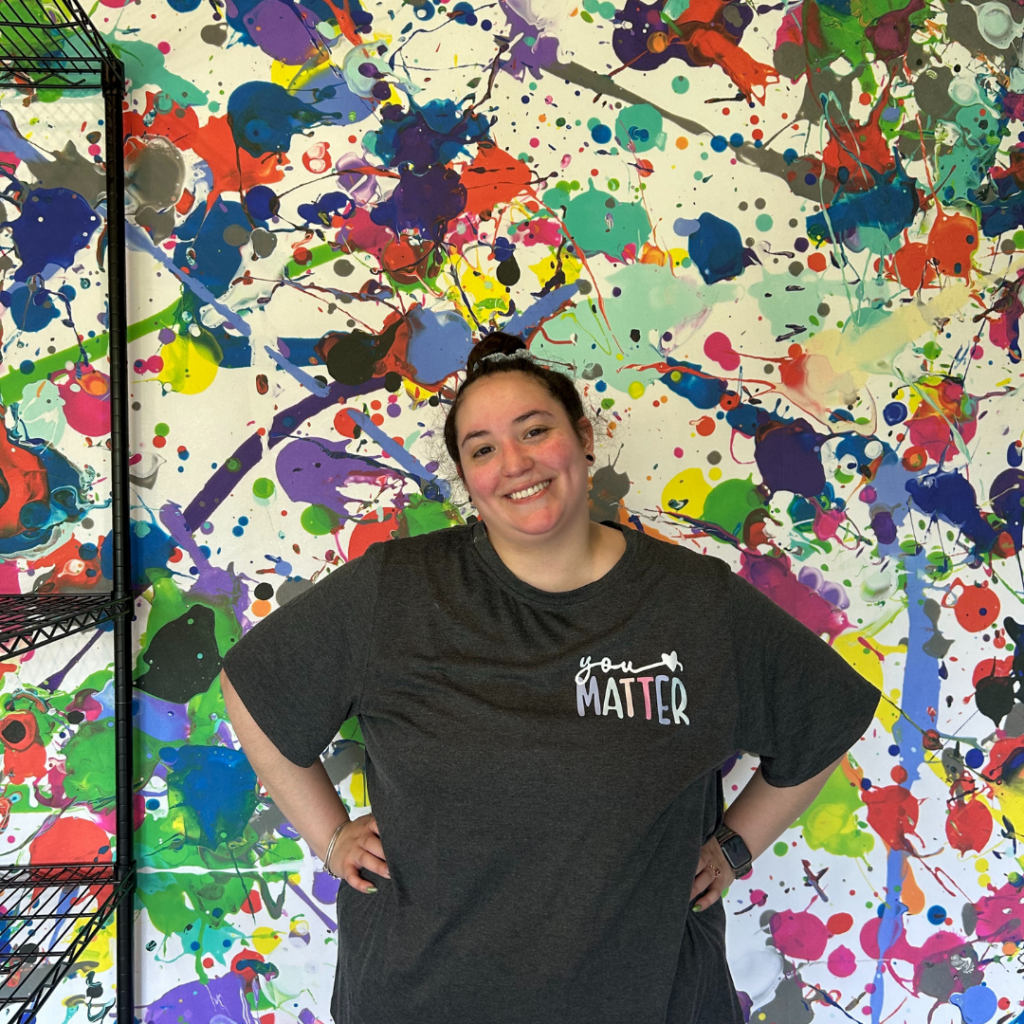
[[0, 2, 135, 1023]]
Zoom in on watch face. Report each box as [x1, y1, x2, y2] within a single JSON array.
[[720, 833, 750, 869]]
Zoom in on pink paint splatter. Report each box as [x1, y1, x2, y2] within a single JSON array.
[[827, 944, 857, 978], [704, 331, 740, 371], [769, 909, 829, 961]]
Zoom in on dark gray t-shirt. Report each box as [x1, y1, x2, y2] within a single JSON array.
[[223, 521, 880, 1024]]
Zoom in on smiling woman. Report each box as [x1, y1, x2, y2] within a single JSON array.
[[440, 332, 626, 592], [221, 330, 879, 1024]]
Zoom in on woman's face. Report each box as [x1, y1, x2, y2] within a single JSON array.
[[455, 372, 593, 543]]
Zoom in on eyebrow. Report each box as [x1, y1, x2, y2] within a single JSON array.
[[460, 409, 555, 449]]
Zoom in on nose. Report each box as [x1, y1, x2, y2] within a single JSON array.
[[500, 439, 533, 479]]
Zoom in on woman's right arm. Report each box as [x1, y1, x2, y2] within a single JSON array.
[[220, 668, 388, 892]]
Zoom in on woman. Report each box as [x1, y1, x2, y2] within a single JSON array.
[[220, 331, 880, 1023]]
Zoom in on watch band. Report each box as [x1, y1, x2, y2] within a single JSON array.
[[714, 823, 753, 877]]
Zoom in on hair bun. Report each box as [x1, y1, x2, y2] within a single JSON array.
[[466, 331, 528, 377]]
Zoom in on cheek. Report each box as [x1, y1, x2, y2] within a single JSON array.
[[462, 461, 500, 496]]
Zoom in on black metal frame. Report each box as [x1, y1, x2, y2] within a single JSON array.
[[0, 865, 135, 1021], [0, 0, 118, 92], [0, 2, 135, 1022]]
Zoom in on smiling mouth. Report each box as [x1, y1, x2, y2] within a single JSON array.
[[506, 480, 551, 501]]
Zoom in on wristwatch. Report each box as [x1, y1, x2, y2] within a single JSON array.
[[714, 823, 753, 878]]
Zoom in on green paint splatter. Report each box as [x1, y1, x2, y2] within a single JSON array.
[[397, 493, 465, 537], [701, 476, 766, 537], [541, 182, 651, 259], [252, 477, 276, 499], [300, 504, 339, 536], [796, 764, 874, 859], [106, 37, 208, 110], [671, 76, 690, 94], [614, 103, 666, 153], [755, 213, 773, 232]]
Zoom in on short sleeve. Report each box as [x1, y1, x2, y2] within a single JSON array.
[[221, 542, 384, 767], [728, 569, 880, 787]]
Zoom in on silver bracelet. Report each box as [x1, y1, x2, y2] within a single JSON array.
[[323, 821, 347, 880]]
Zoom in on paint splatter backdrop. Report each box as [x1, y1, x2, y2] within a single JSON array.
[[1, 0, 1023, 1019]]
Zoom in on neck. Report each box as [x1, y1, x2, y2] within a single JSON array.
[[483, 512, 625, 593]]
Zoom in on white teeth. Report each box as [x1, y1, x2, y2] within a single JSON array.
[[508, 480, 550, 501]]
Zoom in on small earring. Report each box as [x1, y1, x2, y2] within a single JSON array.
[[586, 454, 594, 463]]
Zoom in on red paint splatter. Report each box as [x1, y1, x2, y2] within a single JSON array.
[[461, 142, 532, 216], [0, 711, 45, 784], [890, 212, 980, 294], [861, 783, 920, 852], [943, 578, 1000, 633], [125, 95, 287, 207], [827, 912, 854, 934], [30, 817, 112, 866], [821, 87, 895, 192], [945, 798, 993, 854], [347, 508, 397, 560]]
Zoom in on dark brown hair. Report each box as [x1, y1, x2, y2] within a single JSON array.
[[443, 332, 588, 470]]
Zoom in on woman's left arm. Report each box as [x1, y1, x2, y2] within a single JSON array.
[[690, 754, 843, 911]]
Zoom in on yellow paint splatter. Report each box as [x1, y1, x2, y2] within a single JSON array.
[[252, 926, 282, 954], [661, 467, 711, 519], [157, 335, 221, 395], [350, 766, 368, 807]]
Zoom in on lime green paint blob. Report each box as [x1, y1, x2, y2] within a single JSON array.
[[922, 340, 942, 360], [300, 504, 339, 535], [252, 477, 276, 499], [796, 764, 875, 859], [105, 37, 208, 111], [0, 297, 183, 403], [62, 720, 116, 807], [614, 103, 666, 153], [285, 241, 341, 279], [671, 76, 690, 94], [773, 841, 788, 856], [541, 182, 651, 259], [398, 494, 465, 538], [154, 423, 170, 437], [755, 213, 773, 232], [701, 476, 766, 537], [136, 871, 248, 978], [799, 0, 927, 73]]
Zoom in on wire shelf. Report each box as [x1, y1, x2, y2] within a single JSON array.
[[0, 0, 122, 92], [0, 863, 134, 1023], [0, 594, 132, 658]]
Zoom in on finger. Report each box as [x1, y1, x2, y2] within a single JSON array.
[[358, 850, 391, 878], [342, 866, 377, 895], [366, 816, 380, 836], [690, 868, 714, 900], [693, 879, 725, 913], [362, 835, 387, 862]]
